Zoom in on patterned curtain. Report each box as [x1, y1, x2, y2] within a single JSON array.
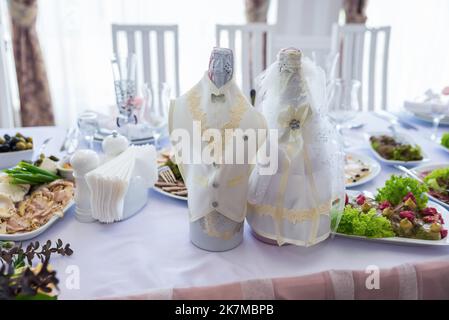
[[245, 0, 270, 23], [344, 0, 368, 24], [9, 0, 54, 126], [245, 0, 270, 95]]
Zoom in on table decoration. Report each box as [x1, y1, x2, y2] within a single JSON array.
[[247, 48, 345, 247], [0, 239, 73, 300], [169, 47, 267, 251]]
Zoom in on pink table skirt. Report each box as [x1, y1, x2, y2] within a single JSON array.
[[107, 260, 449, 300]]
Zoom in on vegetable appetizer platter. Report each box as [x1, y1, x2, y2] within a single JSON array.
[[367, 132, 428, 166], [413, 163, 449, 211], [0, 156, 75, 241], [333, 175, 449, 246]]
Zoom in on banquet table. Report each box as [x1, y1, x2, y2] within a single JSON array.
[[2, 112, 449, 300]]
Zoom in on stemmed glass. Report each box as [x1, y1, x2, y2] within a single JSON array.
[[111, 54, 138, 138], [77, 111, 98, 149], [327, 79, 361, 148], [141, 82, 171, 148], [429, 102, 449, 141]]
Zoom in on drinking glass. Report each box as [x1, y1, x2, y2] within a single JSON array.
[[77, 111, 98, 149], [111, 54, 138, 137], [430, 102, 449, 141], [327, 79, 361, 147], [141, 82, 171, 148]]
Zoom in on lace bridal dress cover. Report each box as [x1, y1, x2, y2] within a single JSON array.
[[247, 48, 345, 247], [169, 49, 267, 251]]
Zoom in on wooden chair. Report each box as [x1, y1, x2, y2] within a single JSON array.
[[331, 24, 391, 111], [216, 23, 274, 98], [111, 24, 180, 106]]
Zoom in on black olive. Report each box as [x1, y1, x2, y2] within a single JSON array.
[[0, 144, 10, 152], [4, 134, 11, 141], [9, 136, 19, 146]]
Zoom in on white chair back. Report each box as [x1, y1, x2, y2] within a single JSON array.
[[216, 23, 274, 98], [331, 24, 391, 111], [271, 34, 331, 63], [111, 24, 180, 105]]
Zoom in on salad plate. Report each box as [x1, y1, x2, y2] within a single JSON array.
[[345, 152, 381, 188], [333, 174, 449, 246], [412, 163, 449, 211], [366, 131, 429, 166]]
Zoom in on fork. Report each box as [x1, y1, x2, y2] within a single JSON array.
[[35, 137, 52, 159], [158, 166, 177, 184]]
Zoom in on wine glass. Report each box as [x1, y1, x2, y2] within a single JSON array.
[[429, 102, 449, 141], [141, 82, 171, 148], [111, 54, 138, 138], [77, 111, 98, 149], [327, 79, 361, 147]]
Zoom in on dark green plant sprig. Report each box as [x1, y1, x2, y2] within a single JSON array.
[[0, 239, 73, 269], [0, 256, 59, 300], [0, 239, 73, 300]]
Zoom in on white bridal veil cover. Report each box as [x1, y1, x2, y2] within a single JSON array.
[[247, 49, 345, 247]]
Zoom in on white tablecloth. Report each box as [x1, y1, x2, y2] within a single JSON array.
[[2, 112, 449, 300]]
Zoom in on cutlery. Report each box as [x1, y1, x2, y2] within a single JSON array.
[[395, 165, 424, 183], [373, 111, 418, 131], [36, 137, 52, 158], [346, 122, 365, 130], [396, 165, 449, 194], [60, 127, 75, 152], [158, 166, 177, 184]]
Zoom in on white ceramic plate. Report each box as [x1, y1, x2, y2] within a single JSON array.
[[0, 149, 34, 169], [404, 101, 449, 125], [412, 163, 449, 211], [334, 190, 449, 246], [366, 131, 429, 166], [153, 186, 187, 201], [435, 141, 449, 154], [345, 152, 381, 188], [0, 200, 74, 241]]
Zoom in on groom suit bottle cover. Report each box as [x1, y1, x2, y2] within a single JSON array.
[[169, 47, 267, 251]]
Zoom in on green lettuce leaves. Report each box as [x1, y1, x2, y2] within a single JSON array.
[[375, 175, 428, 210]]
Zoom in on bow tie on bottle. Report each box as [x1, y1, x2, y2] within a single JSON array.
[[211, 93, 226, 103]]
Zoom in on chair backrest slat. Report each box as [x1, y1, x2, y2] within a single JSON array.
[[111, 24, 180, 104], [216, 24, 273, 99], [332, 24, 391, 111]]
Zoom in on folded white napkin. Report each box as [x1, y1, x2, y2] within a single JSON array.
[[85, 145, 157, 223], [404, 89, 449, 115]]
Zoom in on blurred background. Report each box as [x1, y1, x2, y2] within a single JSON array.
[[0, 0, 448, 128]]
